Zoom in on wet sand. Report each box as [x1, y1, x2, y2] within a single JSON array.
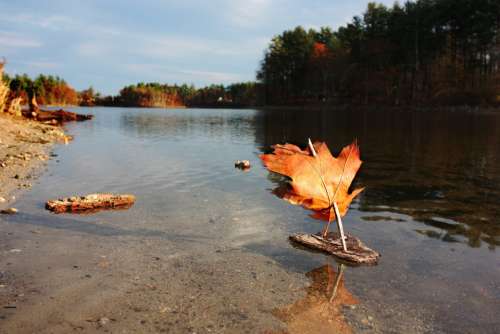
[[0, 221, 305, 333], [0, 213, 434, 334]]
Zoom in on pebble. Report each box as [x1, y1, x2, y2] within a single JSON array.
[[1, 208, 18, 214], [9, 249, 22, 253], [0, 197, 6, 203], [98, 317, 110, 326]]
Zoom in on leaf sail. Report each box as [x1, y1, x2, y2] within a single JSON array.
[[260, 141, 364, 221]]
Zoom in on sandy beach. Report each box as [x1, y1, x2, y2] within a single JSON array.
[[0, 114, 66, 206]]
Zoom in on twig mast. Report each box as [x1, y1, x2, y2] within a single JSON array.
[[308, 138, 348, 252]]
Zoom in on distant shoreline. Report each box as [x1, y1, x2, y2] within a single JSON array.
[[72, 104, 500, 114]]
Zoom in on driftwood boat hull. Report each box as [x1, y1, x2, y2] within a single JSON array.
[[46, 193, 135, 214], [290, 232, 380, 265]]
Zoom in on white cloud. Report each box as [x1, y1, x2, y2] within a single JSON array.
[[14, 60, 59, 69], [75, 31, 268, 62], [76, 41, 111, 57], [0, 12, 120, 36], [147, 34, 270, 59], [136, 34, 269, 59], [0, 31, 41, 48], [0, 13, 73, 31], [225, 0, 274, 28], [124, 63, 242, 84]]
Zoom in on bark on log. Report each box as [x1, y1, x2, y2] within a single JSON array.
[[33, 109, 93, 123], [46, 193, 135, 214], [290, 232, 380, 265]]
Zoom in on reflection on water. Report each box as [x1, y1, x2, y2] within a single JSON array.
[[120, 109, 258, 143], [268, 264, 357, 334], [120, 108, 500, 248], [255, 109, 500, 249]]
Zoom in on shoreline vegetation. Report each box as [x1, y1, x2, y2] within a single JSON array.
[[2, 0, 500, 110]]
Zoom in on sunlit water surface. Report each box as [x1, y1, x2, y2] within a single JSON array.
[[12, 107, 500, 332]]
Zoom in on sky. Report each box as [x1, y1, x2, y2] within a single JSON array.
[[0, 0, 395, 95]]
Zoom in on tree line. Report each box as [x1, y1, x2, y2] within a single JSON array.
[[3, 73, 79, 106], [1, 73, 262, 108], [257, 0, 500, 106], [88, 82, 263, 108]]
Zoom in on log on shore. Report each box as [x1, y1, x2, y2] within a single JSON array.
[[290, 232, 380, 265], [23, 108, 93, 123], [46, 193, 135, 214]]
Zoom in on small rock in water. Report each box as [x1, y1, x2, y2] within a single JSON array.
[[1, 208, 18, 214], [235, 160, 251, 169], [0, 197, 6, 203]]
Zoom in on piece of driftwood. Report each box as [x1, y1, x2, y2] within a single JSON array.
[[22, 93, 92, 123], [25, 109, 93, 123], [290, 232, 380, 265], [46, 193, 135, 214]]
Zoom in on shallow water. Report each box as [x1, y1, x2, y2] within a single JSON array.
[[3, 107, 500, 333]]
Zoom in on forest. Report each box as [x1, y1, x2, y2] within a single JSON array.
[[82, 82, 262, 108], [257, 0, 500, 106], [1, 73, 261, 108], [3, 73, 79, 106]]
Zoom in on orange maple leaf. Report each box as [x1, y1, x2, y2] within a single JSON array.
[[260, 140, 364, 222]]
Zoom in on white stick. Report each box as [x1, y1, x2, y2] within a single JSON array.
[[308, 138, 317, 157], [333, 201, 347, 252]]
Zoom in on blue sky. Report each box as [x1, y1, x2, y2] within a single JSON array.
[[0, 0, 394, 95]]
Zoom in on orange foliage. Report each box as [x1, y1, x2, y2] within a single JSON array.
[[260, 141, 363, 221], [311, 42, 329, 59]]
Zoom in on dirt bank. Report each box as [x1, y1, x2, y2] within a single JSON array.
[[0, 114, 66, 207]]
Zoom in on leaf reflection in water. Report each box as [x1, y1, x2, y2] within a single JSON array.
[[267, 264, 357, 334]]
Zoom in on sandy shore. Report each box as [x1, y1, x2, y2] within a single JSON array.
[[0, 114, 66, 207]]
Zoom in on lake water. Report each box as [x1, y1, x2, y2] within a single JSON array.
[[2, 107, 499, 333]]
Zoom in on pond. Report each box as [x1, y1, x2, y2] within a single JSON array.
[[1, 107, 499, 333]]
